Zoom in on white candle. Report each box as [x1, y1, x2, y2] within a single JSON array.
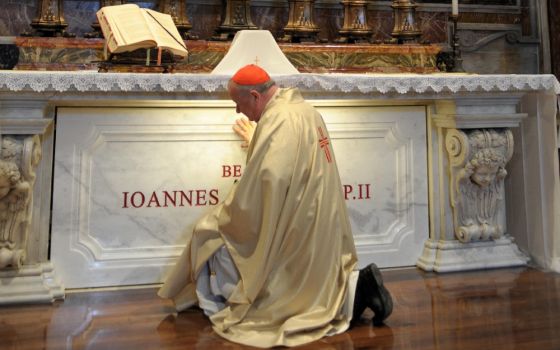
[[452, 0, 459, 16]]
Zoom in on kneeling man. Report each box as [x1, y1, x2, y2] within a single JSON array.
[[158, 64, 392, 348]]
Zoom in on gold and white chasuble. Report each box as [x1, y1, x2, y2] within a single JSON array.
[[158, 88, 358, 347]]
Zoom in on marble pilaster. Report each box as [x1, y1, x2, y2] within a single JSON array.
[[416, 97, 530, 272], [0, 101, 64, 304]]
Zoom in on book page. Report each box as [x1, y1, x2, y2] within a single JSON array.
[[97, 4, 156, 53], [142, 9, 188, 57], [97, 10, 122, 53]]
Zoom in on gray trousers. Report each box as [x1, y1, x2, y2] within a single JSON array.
[[195, 244, 358, 327]]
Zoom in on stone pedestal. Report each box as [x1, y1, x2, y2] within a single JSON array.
[[417, 237, 528, 272], [417, 98, 532, 272], [0, 262, 64, 304]]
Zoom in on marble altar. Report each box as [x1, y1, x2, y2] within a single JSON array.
[[0, 71, 558, 301], [13, 37, 440, 74]]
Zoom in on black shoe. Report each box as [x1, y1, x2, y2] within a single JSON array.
[[352, 263, 393, 326]]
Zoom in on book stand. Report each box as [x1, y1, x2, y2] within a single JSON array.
[[97, 45, 179, 73]]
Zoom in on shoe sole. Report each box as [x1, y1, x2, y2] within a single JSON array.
[[365, 263, 393, 326]]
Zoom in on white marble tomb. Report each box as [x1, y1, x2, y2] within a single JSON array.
[[51, 104, 428, 287], [0, 71, 559, 302]]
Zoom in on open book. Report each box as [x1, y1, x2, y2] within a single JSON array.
[[96, 4, 188, 58]]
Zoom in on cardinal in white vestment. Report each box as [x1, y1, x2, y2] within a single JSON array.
[[158, 64, 393, 348]]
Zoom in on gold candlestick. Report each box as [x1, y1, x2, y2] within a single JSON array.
[[23, 0, 74, 37], [335, 0, 372, 43], [450, 14, 464, 72], [391, 0, 421, 43], [85, 0, 127, 38], [158, 0, 195, 39], [279, 0, 320, 43], [212, 0, 257, 41]]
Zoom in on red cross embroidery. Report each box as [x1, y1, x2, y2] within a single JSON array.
[[318, 127, 332, 163]]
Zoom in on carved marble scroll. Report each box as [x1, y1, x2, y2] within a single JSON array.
[[446, 129, 513, 243], [0, 135, 42, 269]]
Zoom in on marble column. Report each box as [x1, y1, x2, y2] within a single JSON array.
[[0, 101, 64, 304], [417, 98, 530, 272]]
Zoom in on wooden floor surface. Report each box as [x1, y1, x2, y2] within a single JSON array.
[[1, 266, 560, 349]]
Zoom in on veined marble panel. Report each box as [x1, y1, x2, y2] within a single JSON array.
[[12, 38, 440, 73], [319, 105, 428, 269], [52, 104, 428, 288], [52, 106, 245, 288]]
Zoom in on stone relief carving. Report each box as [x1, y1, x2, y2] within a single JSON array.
[[445, 129, 513, 243], [459, 29, 522, 53], [0, 135, 42, 269]]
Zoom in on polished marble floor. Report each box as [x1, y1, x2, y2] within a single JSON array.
[[1, 266, 559, 349]]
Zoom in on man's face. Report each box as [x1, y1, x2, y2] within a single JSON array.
[[228, 84, 260, 122]]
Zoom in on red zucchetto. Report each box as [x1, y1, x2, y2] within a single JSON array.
[[231, 64, 270, 85]]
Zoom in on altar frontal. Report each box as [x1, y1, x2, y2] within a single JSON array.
[[50, 103, 428, 288]]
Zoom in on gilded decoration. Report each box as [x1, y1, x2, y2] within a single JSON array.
[[159, 0, 192, 37], [335, 0, 373, 43], [85, 1, 127, 38], [446, 129, 513, 243], [23, 0, 74, 37], [212, 0, 257, 41], [12, 38, 441, 73], [280, 0, 321, 43]]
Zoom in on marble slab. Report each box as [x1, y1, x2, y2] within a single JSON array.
[[13, 37, 440, 73], [51, 103, 428, 288]]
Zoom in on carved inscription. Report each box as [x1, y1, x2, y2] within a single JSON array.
[[122, 189, 219, 208], [343, 184, 372, 200], [120, 163, 373, 207]]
